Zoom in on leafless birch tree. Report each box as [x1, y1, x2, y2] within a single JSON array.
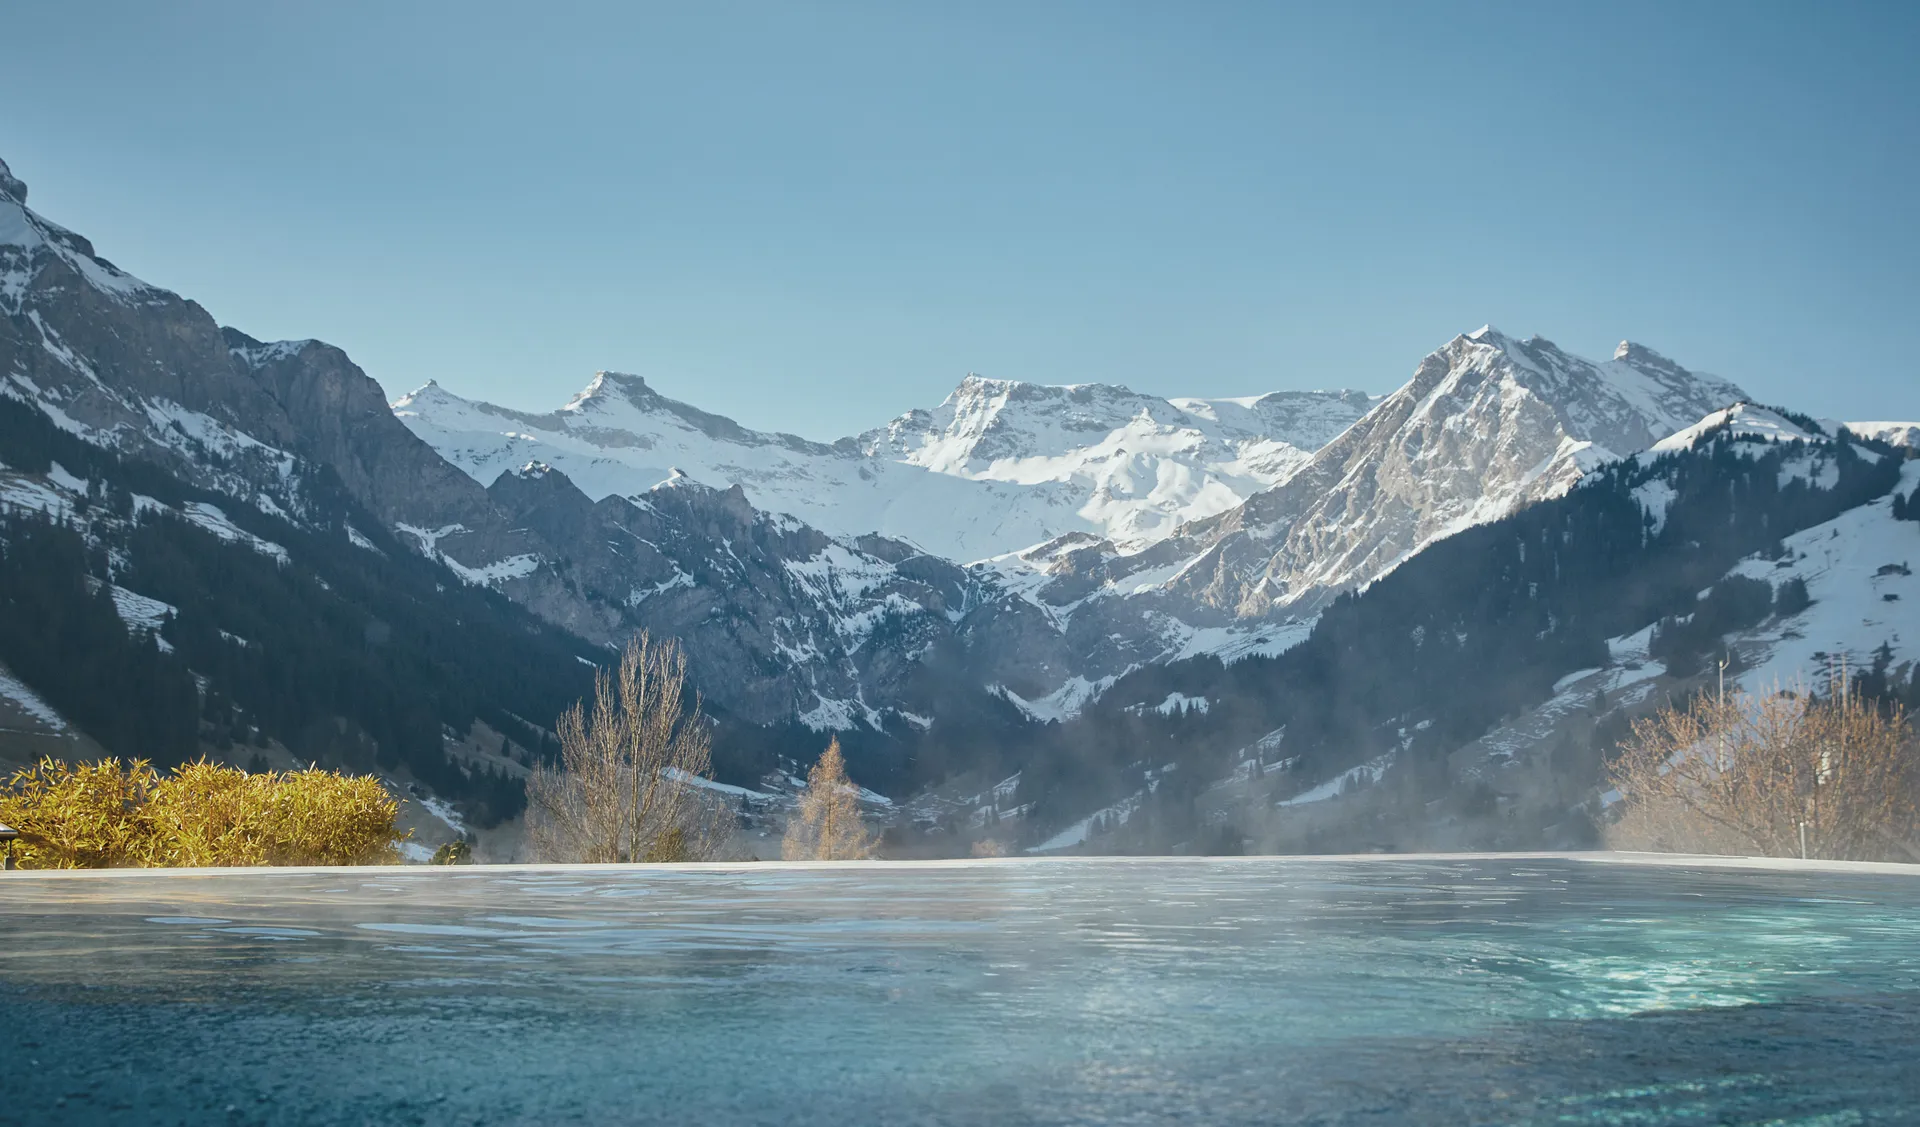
[[526, 634, 733, 862], [1607, 680, 1919, 861]]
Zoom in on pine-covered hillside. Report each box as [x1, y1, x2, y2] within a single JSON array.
[[0, 393, 602, 824], [1002, 414, 1915, 855]]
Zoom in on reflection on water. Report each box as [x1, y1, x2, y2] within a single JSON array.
[[1, 856, 1917, 1125]]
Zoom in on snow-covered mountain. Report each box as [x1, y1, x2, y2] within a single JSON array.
[[1437, 415, 1917, 839], [1023, 328, 1751, 636], [392, 374, 1068, 563], [390, 324, 1756, 723], [0, 150, 1812, 748], [393, 371, 1375, 562], [1846, 421, 1920, 449], [0, 155, 1002, 730], [857, 377, 1378, 549], [1014, 401, 1916, 856]]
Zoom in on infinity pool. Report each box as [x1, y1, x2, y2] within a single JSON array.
[[2, 855, 1917, 1125]]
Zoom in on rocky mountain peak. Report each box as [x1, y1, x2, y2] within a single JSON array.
[[1609, 340, 1696, 383], [0, 157, 25, 203], [488, 457, 595, 525], [389, 378, 479, 414], [949, 371, 1014, 396], [568, 370, 653, 408], [1057, 327, 1758, 655]]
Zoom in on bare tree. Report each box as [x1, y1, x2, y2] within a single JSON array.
[[526, 634, 733, 862], [1607, 680, 1919, 861], [781, 737, 875, 860]]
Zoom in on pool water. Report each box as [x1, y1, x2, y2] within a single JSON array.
[[2, 855, 1918, 1125]]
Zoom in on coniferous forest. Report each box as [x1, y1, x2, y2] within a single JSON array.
[[0, 393, 594, 826], [1003, 428, 1912, 847], [4, 381, 1915, 847]]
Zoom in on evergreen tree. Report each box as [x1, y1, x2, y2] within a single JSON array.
[[1895, 486, 1919, 523]]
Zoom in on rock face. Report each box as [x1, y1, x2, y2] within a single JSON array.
[[1, 157, 296, 497], [1178, 329, 1746, 615], [0, 156, 528, 576], [1021, 329, 1749, 650], [486, 461, 981, 728]]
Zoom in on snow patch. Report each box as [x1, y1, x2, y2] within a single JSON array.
[[443, 552, 540, 587], [1127, 691, 1210, 716], [1277, 753, 1394, 807], [181, 502, 291, 564], [993, 675, 1119, 723], [109, 585, 175, 634], [0, 666, 66, 731]]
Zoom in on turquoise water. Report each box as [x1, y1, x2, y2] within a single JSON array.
[[2, 856, 1918, 1125]]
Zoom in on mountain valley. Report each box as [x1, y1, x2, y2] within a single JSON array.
[[4, 151, 1916, 857]]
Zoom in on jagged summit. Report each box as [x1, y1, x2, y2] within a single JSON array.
[[1042, 327, 1756, 654], [0, 156, 25, 203], [1, 156, 152, 307], [939, 371, 1143, 404], [564, 370, 655, 411], [397, 356, 1378, 561]]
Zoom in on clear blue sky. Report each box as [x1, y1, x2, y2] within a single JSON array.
[[8, 1, 1918, 436]]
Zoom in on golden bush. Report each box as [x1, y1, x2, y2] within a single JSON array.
[[0, 757, 158, 868], [0, 757, 405, 869]]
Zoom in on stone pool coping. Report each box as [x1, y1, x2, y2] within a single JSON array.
[[3, 850, 1918, 879]]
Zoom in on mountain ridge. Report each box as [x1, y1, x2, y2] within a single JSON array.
[[395, 366, 1379, 562]]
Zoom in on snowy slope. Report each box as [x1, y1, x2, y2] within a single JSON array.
[[1652, 402, 1826, 452], [1442, 427, 1914, 798], [1846, 421, 1920, 449], [393, 373, 1375, 563], [860, 377, 1377, 548], [1722, 458, 1919, 694]]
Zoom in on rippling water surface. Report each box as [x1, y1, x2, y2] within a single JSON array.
[[3, 855, 1918, 1125]]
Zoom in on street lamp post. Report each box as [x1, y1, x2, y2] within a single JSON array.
[[0, 823, 17, 871]]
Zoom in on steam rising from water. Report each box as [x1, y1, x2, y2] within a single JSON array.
[[6, 856, 1919, 1124]]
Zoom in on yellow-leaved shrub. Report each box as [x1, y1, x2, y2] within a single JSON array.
[[0, 758, 405, 869], [0, 757, 158, 868]]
